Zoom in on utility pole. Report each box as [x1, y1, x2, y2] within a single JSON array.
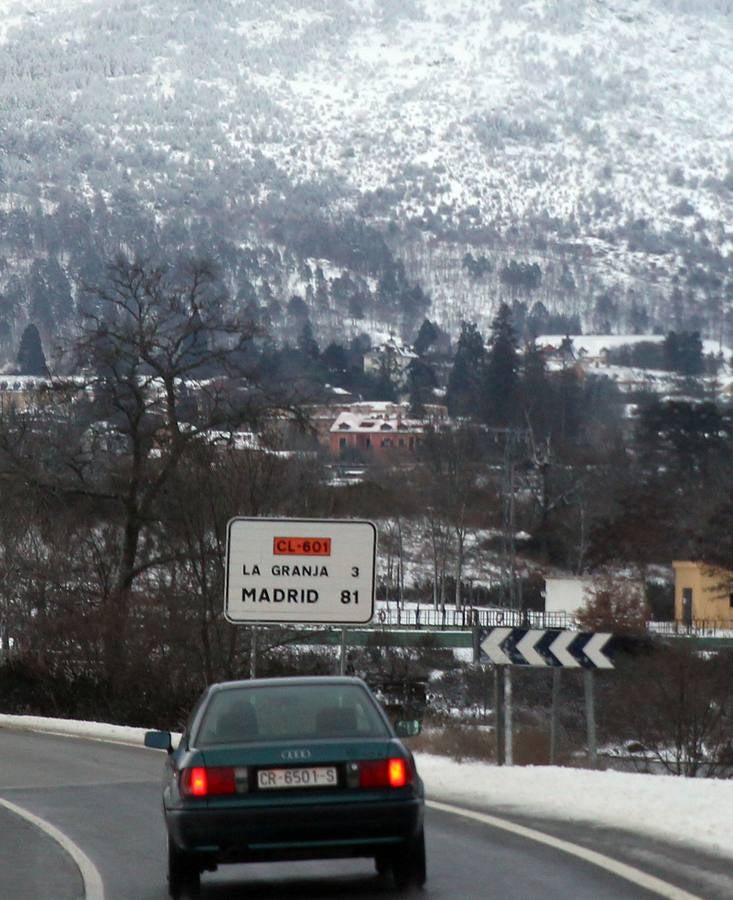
[[501, 434, 517, 609], [501, 428, 529, 613]]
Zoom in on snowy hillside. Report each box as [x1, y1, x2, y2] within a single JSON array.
[[1, 0, 732, 358]]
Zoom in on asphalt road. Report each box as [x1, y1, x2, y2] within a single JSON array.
[[0, 728, 730, 900]]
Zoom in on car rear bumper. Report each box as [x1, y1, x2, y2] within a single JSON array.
[[167, 796, 424, 863]]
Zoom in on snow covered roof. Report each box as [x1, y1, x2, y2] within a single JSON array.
[[366, 336, 418, 360], [347, 401, 403, 413], [330, 411, 426, 434], [204, 429, 261, 450]]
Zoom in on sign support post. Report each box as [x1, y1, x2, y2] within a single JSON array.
[[504, 666, 513, 766], [584, 668, 597, 769], [339, 627, 347, 675], [477, 626, 614, 768], [494, 667, 505, 766], [550, 668, 561, 765], [250, 626, 258, 679]]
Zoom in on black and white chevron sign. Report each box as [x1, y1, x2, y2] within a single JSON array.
[[479, 627, 614, 669]]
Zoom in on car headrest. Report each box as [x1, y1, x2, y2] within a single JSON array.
[[216, 701, 258, 742], [315, 705, 357, 736]]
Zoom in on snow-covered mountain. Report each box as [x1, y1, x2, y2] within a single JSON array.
[[1, 0, 732, 362]]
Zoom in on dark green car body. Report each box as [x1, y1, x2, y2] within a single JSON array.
[[146, 676, 425, 896]]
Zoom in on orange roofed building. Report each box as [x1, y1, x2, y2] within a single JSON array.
[[329, 402, 448, 461]]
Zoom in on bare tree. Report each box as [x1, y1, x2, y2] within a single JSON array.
[[0, 256, 283, 692], [419, 430, 493, 609], [158, 440, 324, 686], [606, 645, 733, 778], [576, 570, 651, 634]]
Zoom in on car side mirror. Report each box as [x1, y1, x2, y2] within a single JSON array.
[[144, 730, 173, 753], [394, 719, 421, 738]]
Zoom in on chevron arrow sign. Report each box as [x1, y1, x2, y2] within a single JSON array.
[[479, 628, 614, 669]]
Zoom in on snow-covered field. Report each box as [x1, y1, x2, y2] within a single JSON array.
[[1, 713, 731, 861], [539, 334, 732, 359]]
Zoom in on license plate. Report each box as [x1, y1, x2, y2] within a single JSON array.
[[257, 766, 338, 789]]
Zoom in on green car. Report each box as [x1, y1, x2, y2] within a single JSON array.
[[145, 675, 426, 897]]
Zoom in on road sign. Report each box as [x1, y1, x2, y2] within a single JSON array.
[[225, 517, 377, 625], [479, 627, 614, 669]]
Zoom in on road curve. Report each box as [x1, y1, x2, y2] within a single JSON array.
[[0, 728, 730, 900]]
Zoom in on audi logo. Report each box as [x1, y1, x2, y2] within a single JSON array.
[[281, 749, 311, 761]]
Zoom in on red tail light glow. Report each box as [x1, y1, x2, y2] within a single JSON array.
[[388, 757, 408, 788], [181, 766, 236, 797], [358, 757, 411, 789]]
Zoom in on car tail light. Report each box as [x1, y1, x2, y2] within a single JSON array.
[[388, 757, 409, 788], [180, 766, 248, 797], [357, 757, 411, 789]]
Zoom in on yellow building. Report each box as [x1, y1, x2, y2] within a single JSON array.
[[672, 561, 733, 627]]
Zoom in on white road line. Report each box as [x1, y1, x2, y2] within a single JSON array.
[[0, 797, 105, 900], [427, 799, 703, 900]]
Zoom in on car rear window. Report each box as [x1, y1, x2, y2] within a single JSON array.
[[196, 683, 390, 745]]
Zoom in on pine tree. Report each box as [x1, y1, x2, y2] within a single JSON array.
[[297, 320, 320, 362], [373, 358, 398, 402], [322, 342, 349, 384], [407, 357, 437, 417], [481, 303, 519, 427], [446, 321, 484, 418], [413, 318, 439, 356], [16, 323, 48, 375], [521, 341, 553, 440], [663, 331, 704, 376]]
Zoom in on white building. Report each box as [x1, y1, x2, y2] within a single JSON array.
[[544, 576, 593, 619]]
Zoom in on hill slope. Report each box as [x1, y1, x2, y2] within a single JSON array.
[[1, 0, 732, 362]]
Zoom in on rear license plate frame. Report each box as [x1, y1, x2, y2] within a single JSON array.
[[256, 766, 338, 790]]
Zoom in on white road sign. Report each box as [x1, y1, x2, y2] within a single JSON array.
[[225, 517, 377, 625]]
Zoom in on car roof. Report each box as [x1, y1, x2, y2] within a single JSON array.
[[207, 676, 369, 693]]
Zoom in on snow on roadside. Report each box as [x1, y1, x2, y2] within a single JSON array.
[[416, 752, 733, 860], [0, 714, 169, 746], [1, 714, 731, 861]]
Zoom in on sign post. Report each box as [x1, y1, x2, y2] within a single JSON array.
[[550, 668, 561, 765], [477, 626, 615, 768], [225, 518, 377, 626], [494, 668, 505, 766], [504, 666, 513, 766], [339, 627, 347, 675], [584, 668, 598, 769]]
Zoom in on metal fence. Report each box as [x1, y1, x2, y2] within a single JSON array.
[[648, 619, 733, 638], [371, 605, 575, 631], [370, 605, 733, 636]]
